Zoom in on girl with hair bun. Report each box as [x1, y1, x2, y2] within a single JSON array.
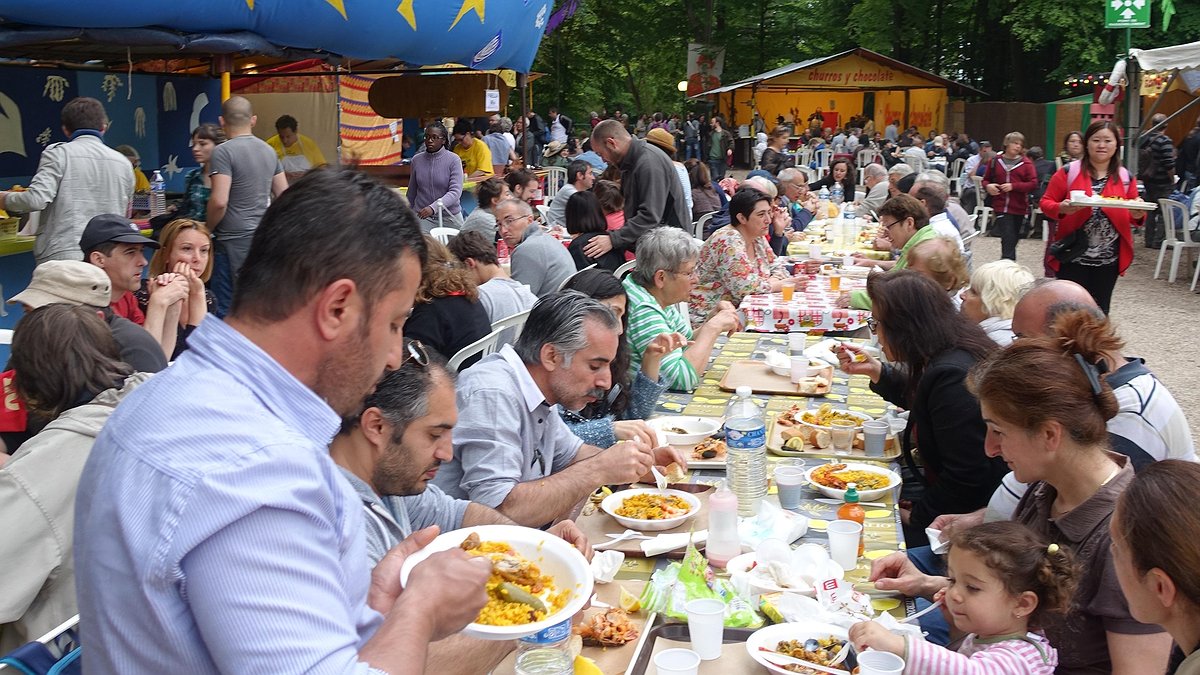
[[866, 308, 1173, 674], [851, 521, 1077, 673], [1112, 460, 1200, 675]]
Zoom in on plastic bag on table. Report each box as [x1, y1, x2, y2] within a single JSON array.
[[638, 543, 763, 629]]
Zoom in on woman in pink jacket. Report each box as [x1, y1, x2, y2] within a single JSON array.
[[982, 131, 1039, 261], [1039, 120, 1145, 314]]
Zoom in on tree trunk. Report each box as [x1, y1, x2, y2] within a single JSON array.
[[625, 63, 644, 113]]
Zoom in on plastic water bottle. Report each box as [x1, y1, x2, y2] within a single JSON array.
[[149, 170, 166, 216], [830, 183, 844, 206], [842, 202, 856, 247], [818, 186, 830, 202], [706, 479, 741, 568], [514, 620, 573, 675], [724, 386, 767, 517]]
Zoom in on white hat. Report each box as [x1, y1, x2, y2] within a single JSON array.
[[8, 260, 112, 308]]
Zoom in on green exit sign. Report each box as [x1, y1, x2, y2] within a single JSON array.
[[1107, 0, 1150, 28]]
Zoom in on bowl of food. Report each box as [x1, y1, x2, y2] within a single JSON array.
[[805, 462, 901, 501], [398, 524, 592, 640], [600, 487, 702, 532], [794, 403, 874, 432], [746, 621, 857, 675], [647, 416, 722, 446], [763, 350, 825, 378]]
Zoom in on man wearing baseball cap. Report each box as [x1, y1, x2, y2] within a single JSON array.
[[80, 214, 188, 359]]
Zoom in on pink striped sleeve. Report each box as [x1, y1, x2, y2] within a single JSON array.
[[902, 635, 1056, 675]]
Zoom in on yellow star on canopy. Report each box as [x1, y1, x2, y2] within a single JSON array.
[[397, 0, 416, 29], [244, 0, 254, 8], [449, 0, 485, 30], [326, 0, 347, 19]]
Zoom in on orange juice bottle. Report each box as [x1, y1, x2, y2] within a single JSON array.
[[837, 483, 866, 556]]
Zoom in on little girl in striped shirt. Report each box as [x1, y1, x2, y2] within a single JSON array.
[[849, 521, 1077, 674]]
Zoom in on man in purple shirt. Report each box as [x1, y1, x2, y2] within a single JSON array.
[[407, 123, 464, 233]]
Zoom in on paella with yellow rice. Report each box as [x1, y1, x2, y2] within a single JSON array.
[[460, 533, 571, 626], [615, 493, 692, 520], [809, 463, 890, 491]]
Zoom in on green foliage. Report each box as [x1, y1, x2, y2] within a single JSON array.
[[528, 0, 1200, 119]]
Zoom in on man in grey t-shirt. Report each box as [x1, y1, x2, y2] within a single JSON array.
[[206, 96, 287, 316]]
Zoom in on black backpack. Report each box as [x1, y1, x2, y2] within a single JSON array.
[[1138, 135, 1159, 181]]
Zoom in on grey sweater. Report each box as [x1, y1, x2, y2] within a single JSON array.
[[610, 139, 690, 253]]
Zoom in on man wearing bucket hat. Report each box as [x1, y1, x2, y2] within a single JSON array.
[[80, 214, 190, 358], [645, 128, 693, 216]]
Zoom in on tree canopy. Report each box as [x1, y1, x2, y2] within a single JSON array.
[[530, 0, 1200, 117]]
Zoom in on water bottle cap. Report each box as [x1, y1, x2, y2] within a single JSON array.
[[844, 483, 860, 502], [735, 385, 752, 398]]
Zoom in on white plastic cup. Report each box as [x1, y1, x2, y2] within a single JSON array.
[[829, 419, 856, 452], [654, 647, 702, 675], [788, 333, 806, 354], [842, 255, 855, 268], [774, 466, 807, 510], [856, 650, 906, 675], [827, 519, 863, 571], [809, 243, 822, 259], [790, 356, 812, 384], [684, 599, 725, 661], [862, 420, 890, 458]]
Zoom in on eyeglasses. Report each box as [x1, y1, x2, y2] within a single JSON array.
[[866, 317, 878, 332], [668, 266, 699, 279], [879, 219, 899, 230], [400, 340, 429, 368], [500, 214, 535, 227]]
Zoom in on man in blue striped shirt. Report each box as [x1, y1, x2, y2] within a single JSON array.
[[74, 169, 492, 674]]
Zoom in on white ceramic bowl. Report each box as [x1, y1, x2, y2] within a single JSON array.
[[646, 416, 721, 445], [804, 462, 902, 501], [798, 408, 874, 433], [398, 524, 592, 641], [600, 487, 702, 532], [746, 621, 854, 675]]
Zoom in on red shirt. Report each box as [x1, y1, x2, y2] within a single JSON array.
[[111, 291, 145, 325]]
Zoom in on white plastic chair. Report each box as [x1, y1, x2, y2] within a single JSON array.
[[490, 308, 532, 347], [557, 263, 599, 291], [614, 259, 637, 279], [797, 147, 814, 169], [429, 227, 459, 245], [693, 212, 714, 240], [1153, 199, 1200, 283], [0, 614, 80, 672], [972, 205, 994, 236], [543, 166, 567, 202], [948, 158, 967, 193], [447, 327, 504, 373], [534, 204, 550, 224], [0, 329, 12, 345], [1029, 208, 1043, 240]]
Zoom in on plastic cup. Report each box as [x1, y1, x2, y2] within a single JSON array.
[[684, 599, 724, 661], [829, 274, 842, 291], [654, 647, 702, 675], [781, 280, 795, 302], [830, 419, 856, 452], [842, 255, 855, 268], [856, 650, 906, 675], [827, 519, 864, 571], [862, 420, 890, 458], [809, 243, 822, 259], [774, 466, 807, 510], [788, 333, 806, 354], [790, 356, 812, 384]]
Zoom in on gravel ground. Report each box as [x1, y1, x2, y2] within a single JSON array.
[[969, 232, 1200, 439]]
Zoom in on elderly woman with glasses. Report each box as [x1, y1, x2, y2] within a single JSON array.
[[960, 259, 1035, 346], [623, 227, 741, 392], [838, 271, 1005, 546]]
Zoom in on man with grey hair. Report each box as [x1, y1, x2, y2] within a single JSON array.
[[433, 292, 682, 526], [496, 197, 574, 296], [332, 341, 591, 675], [860, 163, 890, 216], [914, 171, 972, 241], [583, 119, 689, 258], [623, 228, 741, 391], [887, 163, 914, 198]]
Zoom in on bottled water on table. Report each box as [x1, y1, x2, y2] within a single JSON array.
[[149, 170, 166, 216], [514, 619, 573, 675], [724, 385, 767, 517], [841, 203, 856, 247], [830, 183, 844, 205]]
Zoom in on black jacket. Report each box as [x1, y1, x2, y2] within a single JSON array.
[[610, 139, 691, 253], [871, 348, 1008, 538], [404, 295, 493, 369]]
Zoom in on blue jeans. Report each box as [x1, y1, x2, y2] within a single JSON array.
[[685, 139, 700, 160], [210, 248, 233, 319], [708, 158, 726, 181], [907, 546, 951, 646]]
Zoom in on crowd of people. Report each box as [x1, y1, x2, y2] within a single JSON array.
[[1, 92, 1199, 675]]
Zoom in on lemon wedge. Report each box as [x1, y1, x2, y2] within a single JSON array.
[[574, 655, 603, 675], [619, 585, 641, 613]]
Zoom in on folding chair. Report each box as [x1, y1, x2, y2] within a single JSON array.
[[447, 328, 504, 373], [613, 259, 637, 279], [490, 308, 532, 348], [1153, 199, 1200, 283]]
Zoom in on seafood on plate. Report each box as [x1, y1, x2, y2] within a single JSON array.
[[770, 636, 852, 673], [459, 533, 570, 625], [809, 463, 890, 491], [576, 608, 640, 646]]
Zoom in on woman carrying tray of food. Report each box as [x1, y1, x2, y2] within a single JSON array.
[[1040, 120, 1145, 315], [836, 271, 1008, 547]]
